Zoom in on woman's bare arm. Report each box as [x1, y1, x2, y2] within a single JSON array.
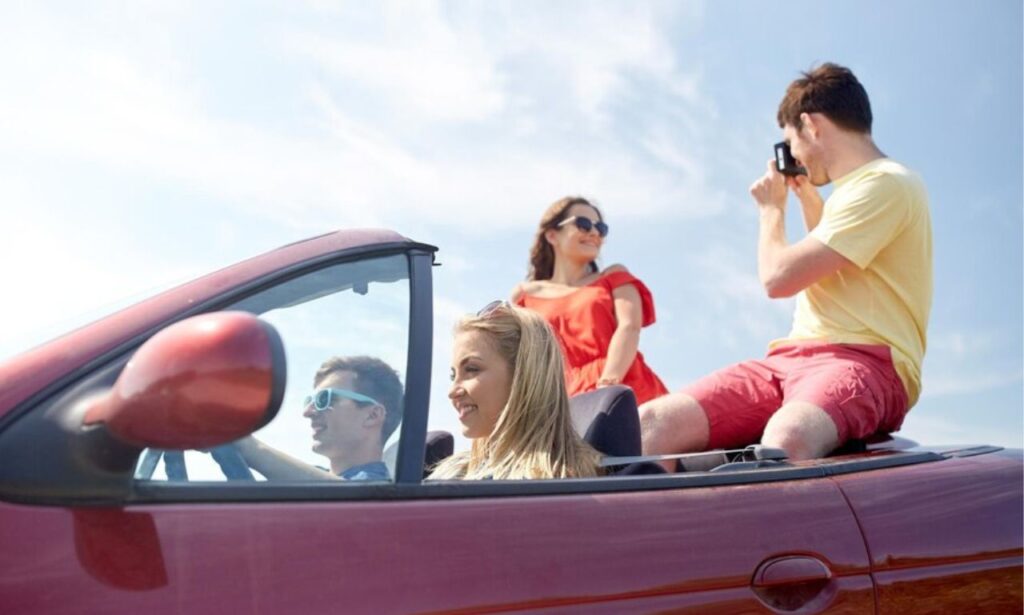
[[598, 283, 643, 385]]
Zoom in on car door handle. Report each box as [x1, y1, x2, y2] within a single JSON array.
[[751, 555, 833, 611]]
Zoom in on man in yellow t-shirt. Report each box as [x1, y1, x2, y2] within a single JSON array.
[[640, 63, 932, 462]]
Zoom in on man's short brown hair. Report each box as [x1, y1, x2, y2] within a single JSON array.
[[777, 63, 873, 134], [315, 356, 404, 442]]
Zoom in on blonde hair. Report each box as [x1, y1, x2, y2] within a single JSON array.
[[430, 305, 603, 480]]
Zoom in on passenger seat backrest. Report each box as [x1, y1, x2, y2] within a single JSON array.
[[423, 430, 454, 473], [568, 385, 641, 457], [383, 430, 455, 479]]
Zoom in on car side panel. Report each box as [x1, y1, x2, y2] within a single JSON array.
[[0, 477, 873, 614], [537, 583, 874, 615], [833, 450, 1024, 614]]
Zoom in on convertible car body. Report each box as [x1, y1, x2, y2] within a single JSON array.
[[0, 230, 1020, 614]]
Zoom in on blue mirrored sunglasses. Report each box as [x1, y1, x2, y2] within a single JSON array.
[[558, 215, 609, 238], [304, 388, 380, 412], [477, 299, 512, 317]]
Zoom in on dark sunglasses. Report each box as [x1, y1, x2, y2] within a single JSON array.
[[303, 388, 379, 412], [558, 215, 609, 238]]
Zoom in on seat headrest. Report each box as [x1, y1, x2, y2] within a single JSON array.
[[568, 385, 641, 457], [385, 430, 455, 479], [424, 430, 454, 468]]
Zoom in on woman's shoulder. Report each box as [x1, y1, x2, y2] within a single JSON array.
[[596, 264, 655, 300], [597, 265, 657, 324], [599, 263, 630, 276], [514, 279, 585, 301], [511, 280, 547, 301], [597, 264, 643, 286], [519, 280, 551, 294]]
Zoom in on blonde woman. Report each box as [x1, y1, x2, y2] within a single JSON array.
[[430, 302, 602, 480]]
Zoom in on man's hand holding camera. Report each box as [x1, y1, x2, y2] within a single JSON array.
[[750, 159, 789, 211], [752, 153, 825, 232]]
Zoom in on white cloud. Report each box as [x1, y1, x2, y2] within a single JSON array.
[[689, 246, 793, 343], [0, 2, 721, 233], [921, 328, 1021, 397], [921, 369, 1023, 398], [0, 175, 202, 360], [484, 2, 699, 125], [899, 412, 1020, 448], [288, 10, 506, 122], [927, 329, 1000, 359]]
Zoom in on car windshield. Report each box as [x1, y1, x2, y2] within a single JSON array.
[[135, 254, 411, 482]]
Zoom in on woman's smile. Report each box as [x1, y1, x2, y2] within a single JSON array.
[[454, 402, 478, 421], [449, 330, 513, 438]]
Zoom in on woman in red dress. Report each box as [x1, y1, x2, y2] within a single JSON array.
[[512, 196, 668, 405]]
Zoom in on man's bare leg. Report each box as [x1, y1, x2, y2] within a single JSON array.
[[639, 393, 711, 471], [761, 401, 839, 461]]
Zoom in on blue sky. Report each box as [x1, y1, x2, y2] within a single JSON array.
[[1, 1, 1021, 450]]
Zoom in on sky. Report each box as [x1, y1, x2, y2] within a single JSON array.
[[1, 1, 1021, 452]]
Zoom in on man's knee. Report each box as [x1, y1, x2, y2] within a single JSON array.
[[639, 393, 710, 455], [639, 393, 703, 435], [762, 402, 839, 460]]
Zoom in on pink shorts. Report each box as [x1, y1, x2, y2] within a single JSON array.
[[682, 342, 909, 450]]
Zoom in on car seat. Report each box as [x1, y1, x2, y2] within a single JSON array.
[[569, 386, 667, 475], [568, 385, 642, 457], [383, 430, 455, 479]]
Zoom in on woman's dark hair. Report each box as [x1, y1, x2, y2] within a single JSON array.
[[527, 196, 603, 281]]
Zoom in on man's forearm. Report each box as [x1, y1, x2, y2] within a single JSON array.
[[236, 437, 338, 480], [758, 207, 789, 297], [799, 197, 823, 232]]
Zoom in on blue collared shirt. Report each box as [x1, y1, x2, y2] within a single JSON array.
[[340, 461, 390, 481]]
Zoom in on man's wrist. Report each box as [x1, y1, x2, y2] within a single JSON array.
[[757, 195, 786, 210], [759, 204, 786, 223]]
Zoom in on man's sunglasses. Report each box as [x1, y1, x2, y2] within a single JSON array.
[[304, 388, 380, 412], [558, 216, 609, 238]]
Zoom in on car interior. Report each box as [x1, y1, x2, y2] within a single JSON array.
[[398, 385, 923, 480], [393, 385, 798, 479]]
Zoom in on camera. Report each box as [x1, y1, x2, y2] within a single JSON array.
[[773, 142, 807, 177]]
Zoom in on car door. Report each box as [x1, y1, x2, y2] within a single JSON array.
[[0, 474, 878, 613], [0, 242, 877, 614], [833, 447, 1024, 614]]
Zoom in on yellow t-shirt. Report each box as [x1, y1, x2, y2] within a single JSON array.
[[772, 158, 932, 406]]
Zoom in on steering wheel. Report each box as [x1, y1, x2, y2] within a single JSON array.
[[135, 443, 255, 481]]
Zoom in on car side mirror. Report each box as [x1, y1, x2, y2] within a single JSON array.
[[83, 311, 286, 449]]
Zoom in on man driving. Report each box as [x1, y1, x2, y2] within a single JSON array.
[[237, 355, 404, 480]]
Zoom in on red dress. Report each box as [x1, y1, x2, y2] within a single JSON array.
[[515, 271, 669, 404]]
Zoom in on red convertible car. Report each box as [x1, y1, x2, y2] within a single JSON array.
[[0, 229, 1020, 614]]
